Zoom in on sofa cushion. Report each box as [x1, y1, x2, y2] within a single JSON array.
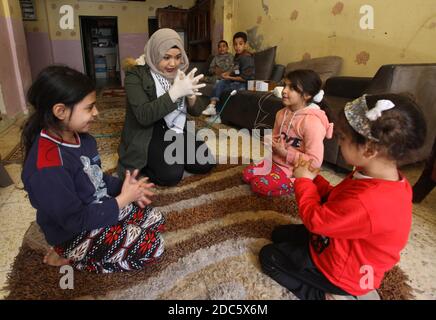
[[200, 82, 215, 97], [285, 56, 343, 84], [368, 64, 436, 165], [324, 95, 351, 120], [254, 46, 277, 80], [325, 76, 372, 99], [189, 60, 211, 76]]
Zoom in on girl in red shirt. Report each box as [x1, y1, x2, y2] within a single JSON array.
[[259, 93, 426, 300]]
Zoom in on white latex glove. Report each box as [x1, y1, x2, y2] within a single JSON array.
[[187, 67, 205, 100], [168, 68, 206, 103]]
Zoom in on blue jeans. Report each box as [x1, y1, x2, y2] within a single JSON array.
[[211, 80, 247, 113]]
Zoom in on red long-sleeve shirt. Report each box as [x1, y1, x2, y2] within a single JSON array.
[[294, 172, 412, 296]]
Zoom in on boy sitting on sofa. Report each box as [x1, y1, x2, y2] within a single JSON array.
[[204, 40, 234, 84], [202, 32, 255, 122]]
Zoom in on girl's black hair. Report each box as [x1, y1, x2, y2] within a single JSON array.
[[233, 32, 248, 43], [285, 69, 332, 120], [21, 65, 95, 162], [218, 40, 229, 47], [336, 93, 427, 161]]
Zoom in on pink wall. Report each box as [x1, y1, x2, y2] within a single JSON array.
[[119, 33, 148, 85], [50, 33, 149, 85], [26, 35, 84, 79], [24, 32, 148, 87], [51, 39, 84, 73], [0, 16, 31, 116], [25, 32, 53, 80], [11, 18, 32, 97]]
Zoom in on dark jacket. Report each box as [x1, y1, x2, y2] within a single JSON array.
[[117, 65, 202, 180], [231, 51, 255, 81]]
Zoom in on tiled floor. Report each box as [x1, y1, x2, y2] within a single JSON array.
[[0, 116, 435, 300]]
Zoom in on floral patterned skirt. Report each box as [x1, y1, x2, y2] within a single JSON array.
[[243, 161, 295, 197], [54, 204, 165, 273]]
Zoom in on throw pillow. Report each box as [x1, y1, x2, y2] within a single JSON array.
[[254, 46, 277, 80]]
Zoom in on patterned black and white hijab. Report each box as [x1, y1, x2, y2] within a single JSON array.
[[151, 70, 187, 134]]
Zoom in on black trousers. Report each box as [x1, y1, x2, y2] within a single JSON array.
[[142, 120, 216, 186], [259, 224, 350, 300]]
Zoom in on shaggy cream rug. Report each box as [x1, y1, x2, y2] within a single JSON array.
[[5, 161, 412, 300]]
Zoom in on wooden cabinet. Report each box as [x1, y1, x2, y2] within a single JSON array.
[[187, 0, 211, 62], [156, 1, 212, 62], [156, 6, 188, 31]]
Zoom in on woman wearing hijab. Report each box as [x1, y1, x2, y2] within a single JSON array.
[[117, 29, 215, 186]]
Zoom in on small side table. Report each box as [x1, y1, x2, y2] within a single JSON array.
[[413, 137, 436, 203]]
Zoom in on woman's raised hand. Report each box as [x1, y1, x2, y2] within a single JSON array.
[[168, 68, 206, 102]]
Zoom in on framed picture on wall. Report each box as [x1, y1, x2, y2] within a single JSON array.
[[19, 0, 37, 21]]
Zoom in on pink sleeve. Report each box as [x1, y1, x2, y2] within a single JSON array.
[[272, 110, 282, 137], [286, 116, 326, 168], [263, 111, 282, 149]]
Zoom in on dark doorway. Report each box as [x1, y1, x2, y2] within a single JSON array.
[[80, 16, 121, 89]]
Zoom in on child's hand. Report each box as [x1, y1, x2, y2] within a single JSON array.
[[129, 170, 155, 208], [116, 170, 154, 209], [293, 156, 320, 180], [215, 67, 224, 76], [271, 134, 281, 142], [263, 134, 278, 148], [221, 72, 231, 80], [272, 136, 287, 159]]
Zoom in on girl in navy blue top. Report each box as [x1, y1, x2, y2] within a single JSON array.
[[21, 65, 165, 273]]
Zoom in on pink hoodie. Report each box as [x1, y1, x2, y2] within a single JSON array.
[[271, 104, 334, 178]]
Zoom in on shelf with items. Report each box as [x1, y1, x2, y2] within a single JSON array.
[[91, 27, 117, 48], [93, 47, 118, 79]]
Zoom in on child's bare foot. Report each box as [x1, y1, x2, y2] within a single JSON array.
[[43, 248, 70, 267]]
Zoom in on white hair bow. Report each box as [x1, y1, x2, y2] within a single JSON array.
[[366, 100, 396, 121], [313, 90, 324, 103]]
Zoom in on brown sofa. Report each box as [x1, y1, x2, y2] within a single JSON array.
[[284, 56, 343, 84], [219, 55, 343, 130], [412, 137, 436, 203], [194, 46, 285, 99], [324, 64, 436, 169], [218, 63, 436, 171]]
